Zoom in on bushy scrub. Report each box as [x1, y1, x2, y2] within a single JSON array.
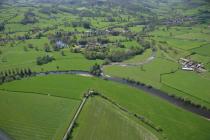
[[36, 55, 55, 65]]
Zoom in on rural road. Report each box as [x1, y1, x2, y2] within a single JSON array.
[[62, 91, 91, 140]]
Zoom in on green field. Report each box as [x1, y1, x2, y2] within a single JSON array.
[[191, 44, 210, 57], [162, 70, 210, 105], [104, 58, 179, 88], [124, 49, 153, 64], [1, 0, 210, 140], [72, 96, 158, 140], [0, 90, 80, 140], [0, 46, 102, 72], [156, 37, 205, 50], [1, 74, 210, 140]]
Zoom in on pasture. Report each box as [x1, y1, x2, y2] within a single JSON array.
[[104, 58, 179, 88], [124, 49, 153, 63], [0, 1, 210, 140], [191, 43, 210, 57], [71, 96, 158, 140], [0, 74, 210, 140], [0, 46, 102, 72], [161, 70, 210, 107], [0, 90, 80, 140], [156, 37, 206, 50]]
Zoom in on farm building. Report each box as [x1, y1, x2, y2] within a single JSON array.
[[179, 58, 206, 72]]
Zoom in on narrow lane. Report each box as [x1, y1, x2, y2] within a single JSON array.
[[62, 91, 91, 140]]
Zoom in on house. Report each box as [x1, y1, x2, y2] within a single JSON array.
[[56, 40, 68, 48], [182, 67, 194, 71]]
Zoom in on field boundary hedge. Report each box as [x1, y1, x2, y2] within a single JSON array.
[[0, 88, 81, 101], [88, 91, 165, 135]]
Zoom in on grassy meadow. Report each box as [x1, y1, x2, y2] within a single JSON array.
[[0, 90, 80, 140], [0, 0, 210, 140], [0, 74, 210, 140], [71, 96, 158, 140]]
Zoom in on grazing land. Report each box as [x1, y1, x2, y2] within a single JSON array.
[[1, 75, 210, 140], [0, 90, 80, 140], [71, 96, 158, 140], [0, 0, 210, 140]]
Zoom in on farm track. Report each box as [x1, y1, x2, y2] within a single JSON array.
[[30, 70, 210, 119], [62, 92, 90, 140]]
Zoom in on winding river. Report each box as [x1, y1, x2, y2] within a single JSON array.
[[35, 70, 210, 119], [1, 69, 210, 139]]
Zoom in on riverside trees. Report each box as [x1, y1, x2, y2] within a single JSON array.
[[0, 68, 33, 84]]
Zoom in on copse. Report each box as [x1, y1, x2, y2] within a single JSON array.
[[36, 55, 55, 65], [107, 47, 144, 62], [90, 63, 102, 76], [83, 21, 91, 29], [21, 10, 38, 25]]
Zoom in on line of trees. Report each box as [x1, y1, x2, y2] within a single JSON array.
[[0, 68, 33, 84], [72, 21, 91, 29]]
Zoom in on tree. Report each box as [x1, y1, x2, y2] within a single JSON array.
[[90, 63, 102, 76], [44, 43, 51, 52], [36, 32, 43, 39], [20, 69, 25, 78], [83, 21, 91, 29], [61, 50, 65, 56], [28, 44, 34, 49], [24, 68, 28, 76], [0, 23, 5, 31], [35, 46, 39, 51], [27, 68, 32, 76]]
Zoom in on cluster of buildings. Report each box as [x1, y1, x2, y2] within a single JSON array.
[[179, 58, 206, 73], [84, 28, 130, 36], [163, 16, 193, 25]]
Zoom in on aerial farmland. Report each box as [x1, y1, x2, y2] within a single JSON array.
[[0, 0, 210, 140]]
